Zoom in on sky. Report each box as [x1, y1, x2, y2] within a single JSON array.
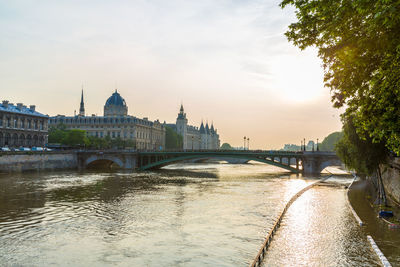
[[0, 0, 343, 149]]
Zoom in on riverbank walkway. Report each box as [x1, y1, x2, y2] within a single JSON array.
[[258, 180, 381, 266]]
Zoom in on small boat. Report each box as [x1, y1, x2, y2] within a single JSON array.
[[388, 223, 400, 229], [379, 210, 394, 218]]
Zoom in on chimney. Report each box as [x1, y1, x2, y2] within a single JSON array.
[[17, 103, 23, 110], [29, 105, 36, 111], [2, 100, 9, 108]]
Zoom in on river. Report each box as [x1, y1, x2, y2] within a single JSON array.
[[0, 162, 382, 266]]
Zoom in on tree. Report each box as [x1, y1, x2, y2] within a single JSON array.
[[64, 130, 88, 147], [48, 123, 68, 144], [280, 0, 400, 155], [165, 126, 183, 150], [220, 143, 233, 150], [319, 132, 343, 151], [335, 115, 387, 176]]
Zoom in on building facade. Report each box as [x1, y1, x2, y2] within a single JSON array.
[[166, 105, 220, 150], [50, 90, 166, 150], [0, 100, 49, 148]]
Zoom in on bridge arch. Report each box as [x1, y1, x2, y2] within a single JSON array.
[[138, 153, 300, 173], [85, 155, 124, 169]]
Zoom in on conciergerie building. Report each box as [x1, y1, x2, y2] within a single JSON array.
[[166, 104, 220, 150], [50, 90, 165, 150]]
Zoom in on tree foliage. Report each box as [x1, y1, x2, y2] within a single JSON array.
[[48, 124, 136, 149], [335, 116, 387, 176], [281, 0, 400, 155], [319, 131, 343, 151], [63, 129, 88, 146], [220, 143, 233, 150], [165, 126, 183, 150]]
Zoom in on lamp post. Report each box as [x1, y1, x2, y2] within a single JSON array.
[[243, 136, 246, 150], [317, 138, 319, 151], [301, 140, 303, 151], [303, 138, 306, 151], [247, 137, 250, 150]]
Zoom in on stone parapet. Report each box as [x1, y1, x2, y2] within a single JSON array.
[[0, 152, 78, 172]]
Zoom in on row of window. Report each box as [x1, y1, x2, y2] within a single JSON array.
[[86, 131, 163, 141], [52, 117, 157, 127], [0, 116, 46, 131]]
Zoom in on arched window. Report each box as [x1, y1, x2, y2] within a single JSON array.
[[33, 135, 38, 146], [5, 133, 11, 146], [27, 135, 32, 146], [20, 134, 25, 146], [12, 133, 18, 146]]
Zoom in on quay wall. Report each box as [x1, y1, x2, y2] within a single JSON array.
[[381, 158, 400, 204], [367, 157, 400, 204], [0, 152, 78, 172]]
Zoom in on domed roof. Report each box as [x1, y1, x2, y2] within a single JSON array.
[[105, 90, 126, 107]]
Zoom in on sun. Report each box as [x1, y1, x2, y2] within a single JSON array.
[[271, 50, 325, 102]]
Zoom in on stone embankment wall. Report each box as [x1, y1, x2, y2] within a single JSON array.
[[368, 157, 400, 204], [381, 158, 400, 204], [0, 152, 78, 172]]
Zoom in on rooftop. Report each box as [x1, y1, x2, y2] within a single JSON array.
[[0, 101, 48, 118]]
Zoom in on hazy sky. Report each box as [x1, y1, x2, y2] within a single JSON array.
[[0, 0, 343, 149]]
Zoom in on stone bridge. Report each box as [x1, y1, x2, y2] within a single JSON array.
[[77, 150, 342, 175]]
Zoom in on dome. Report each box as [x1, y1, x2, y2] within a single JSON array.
[[104, 89, 128, 116], [105, 90, 126, 107]]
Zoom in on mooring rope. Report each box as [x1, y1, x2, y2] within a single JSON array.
[[249, 175, 332, 267], [347, 173, 393, 266]]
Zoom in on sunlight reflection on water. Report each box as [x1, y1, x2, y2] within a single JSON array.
[[0, 163, 377, 266]]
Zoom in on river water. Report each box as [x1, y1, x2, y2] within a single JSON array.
[[0, 163, 381, 266]]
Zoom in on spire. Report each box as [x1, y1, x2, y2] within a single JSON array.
[[79, 88, 85, 116], [177, 103, 186, 120], [200, 121, 205, 134], [205, 121, 210, 134]]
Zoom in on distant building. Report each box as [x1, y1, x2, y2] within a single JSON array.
[[306, 140, 315, 151], [282, 144, 301, 151], [0, 100, 48, 147], [50, 90, 165, 150], [166, 105, 220, 150]]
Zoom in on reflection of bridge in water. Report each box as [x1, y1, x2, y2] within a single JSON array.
[[78, 150, 342, 175]]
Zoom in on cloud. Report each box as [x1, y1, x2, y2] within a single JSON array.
[[0, 0, 342, 149]]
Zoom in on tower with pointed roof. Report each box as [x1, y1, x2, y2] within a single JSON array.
[[169, 104, 220, 150], [200, 121, 207, 149], [176, 104, 188, 148], [79, 89, 85, 117]]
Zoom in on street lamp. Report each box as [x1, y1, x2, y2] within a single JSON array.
[[303, 138, 306, 151], [301, 140, 303, 151], [247, 137, 250, 150], [243, 136, 246, 150], [317, 138, 319, 151]]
